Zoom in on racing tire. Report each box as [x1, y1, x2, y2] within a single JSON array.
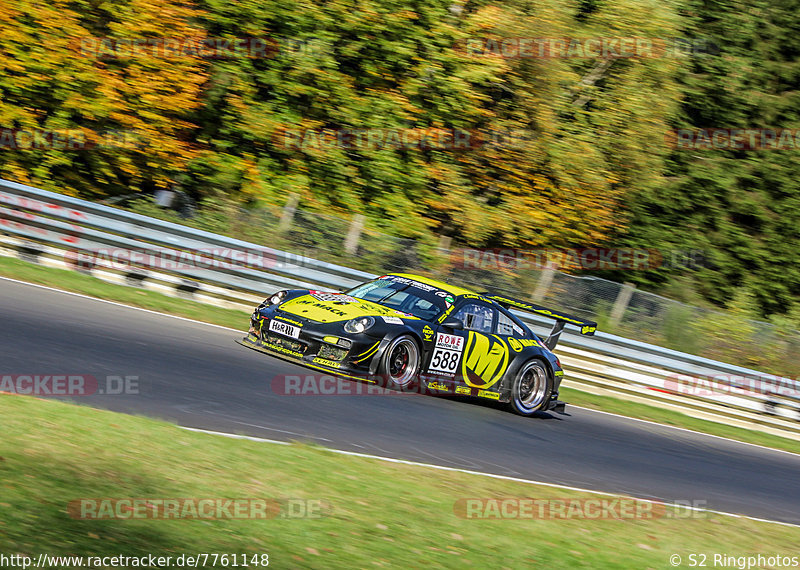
[[507, 359, 553, 416], [378, 335, 421, 392]]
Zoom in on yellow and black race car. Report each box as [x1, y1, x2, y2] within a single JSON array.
[[237, 273, 596, 416]]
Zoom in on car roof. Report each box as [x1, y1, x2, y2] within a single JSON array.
[[386, 273, 478, 297]]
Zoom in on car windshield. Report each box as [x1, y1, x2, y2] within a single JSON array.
[[346, 277, 450, 321]]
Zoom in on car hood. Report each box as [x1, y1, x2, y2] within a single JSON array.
[[278, 293, 419, 323]]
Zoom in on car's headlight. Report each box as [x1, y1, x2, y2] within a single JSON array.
[[260, 290, 287, 308], [344, 316, 375, 334]]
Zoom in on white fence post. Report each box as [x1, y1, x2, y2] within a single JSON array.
[[532, 262, 556, 303], [344, 214, 365, 255], [278, 193, 299, 233], [610, 282, 636, 327]]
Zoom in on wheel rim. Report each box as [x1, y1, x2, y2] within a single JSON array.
[[387, 338, 418, 387], [514, 362, 548, 411]]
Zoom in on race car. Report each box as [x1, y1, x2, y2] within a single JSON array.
[[237, 273, 596, 416]]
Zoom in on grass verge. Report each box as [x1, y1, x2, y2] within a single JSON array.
[[1, 254, 799, 456], [2, 394, 799, 568]]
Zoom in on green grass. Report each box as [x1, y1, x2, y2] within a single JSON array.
[[2, 394, 799, 568], [1, 254, 799, 456]]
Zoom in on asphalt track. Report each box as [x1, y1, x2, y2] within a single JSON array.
[[2, 278, 799, 524]]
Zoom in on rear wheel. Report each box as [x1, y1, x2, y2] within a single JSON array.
[[379, 335, 421, 391], [507, 359, 553, 416]]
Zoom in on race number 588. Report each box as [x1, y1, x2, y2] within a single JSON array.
[[429, 348, 460, 373]]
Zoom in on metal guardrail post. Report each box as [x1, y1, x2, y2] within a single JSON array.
[[17, 241, 43, 264]]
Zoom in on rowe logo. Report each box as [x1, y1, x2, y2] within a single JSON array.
[[462, 333, 509, 389]]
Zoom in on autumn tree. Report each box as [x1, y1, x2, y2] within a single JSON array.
[[0, 0, 206, 197]]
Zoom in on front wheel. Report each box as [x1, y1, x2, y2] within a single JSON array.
[[378, 335, 421, 391], [507, 359, 553, 416]]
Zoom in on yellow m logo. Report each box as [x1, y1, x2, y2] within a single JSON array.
[[462, 332, 509, 389]]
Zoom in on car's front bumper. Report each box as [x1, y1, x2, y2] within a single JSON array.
[[242, 310, 385, 381]]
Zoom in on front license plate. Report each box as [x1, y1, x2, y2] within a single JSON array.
[[269, 319, 300, 339]]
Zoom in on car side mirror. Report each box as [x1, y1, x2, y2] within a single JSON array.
[[441, 318, 464, 330]]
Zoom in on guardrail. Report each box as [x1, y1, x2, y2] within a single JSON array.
[[1, 178, 798, 439]]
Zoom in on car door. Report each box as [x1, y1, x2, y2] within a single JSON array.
[[427, 300, 503, 393]]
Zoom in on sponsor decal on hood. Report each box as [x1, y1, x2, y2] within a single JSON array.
[[278, 294, 418, 323]]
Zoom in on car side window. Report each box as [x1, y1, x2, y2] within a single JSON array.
[[496, 310, 525, 336], [452, 303, 495, 333]]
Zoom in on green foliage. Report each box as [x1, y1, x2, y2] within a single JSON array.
[[2, 0, 800, 323], [620, 0, 800, 319], [186, 0, 684, 249], [661, 304, 699, 354], [0, 0, 206, 197], [688, 289, 760, 365]]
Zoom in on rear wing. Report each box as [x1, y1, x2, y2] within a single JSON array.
[[482, 293, 597, 350]]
